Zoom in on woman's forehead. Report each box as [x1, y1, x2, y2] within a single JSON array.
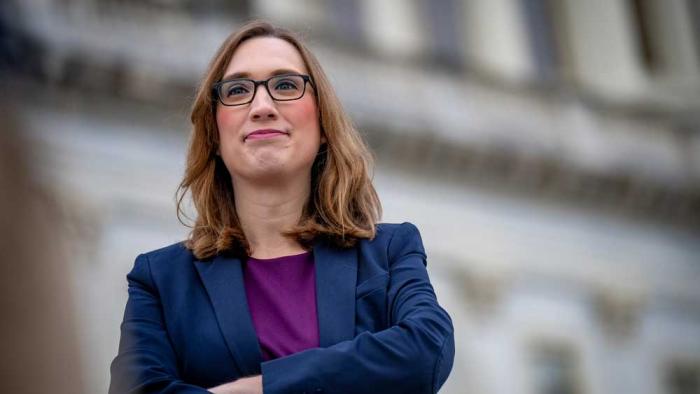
[[224, 36, 308, 79]]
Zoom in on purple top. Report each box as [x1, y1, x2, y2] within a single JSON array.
[[243, 251, 320, 361]]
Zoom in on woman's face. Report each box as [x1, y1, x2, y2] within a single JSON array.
[[215, 36, 322, 185]]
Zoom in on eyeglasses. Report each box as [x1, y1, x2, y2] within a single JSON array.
[[212, 74, 314, 106]]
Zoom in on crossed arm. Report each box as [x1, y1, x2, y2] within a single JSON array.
[[209, 375, 262, 394]]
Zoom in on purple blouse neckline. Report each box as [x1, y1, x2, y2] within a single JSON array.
[[247, 250, 312, 263]]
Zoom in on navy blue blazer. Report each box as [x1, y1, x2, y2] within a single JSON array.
[[110, 222, 454, 393]]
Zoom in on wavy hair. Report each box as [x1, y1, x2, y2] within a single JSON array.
[[176, 20, 381, 259]]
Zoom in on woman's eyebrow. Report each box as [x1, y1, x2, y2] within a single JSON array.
[[222, 68, 303, 81]]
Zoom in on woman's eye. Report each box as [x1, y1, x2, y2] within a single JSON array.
[[226, 84, 250, 97], [274, 80, 300, 91]]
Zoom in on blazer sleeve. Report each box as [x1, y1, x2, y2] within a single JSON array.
[[261, 222, 455, 394], [109, 254, 211, 394]]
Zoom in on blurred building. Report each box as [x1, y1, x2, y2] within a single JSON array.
[[2, 0, 699, 393]]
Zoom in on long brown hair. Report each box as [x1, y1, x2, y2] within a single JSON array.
[[177, 20, 381, 259]]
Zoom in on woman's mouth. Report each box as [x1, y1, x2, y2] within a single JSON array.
[[245, 129, 289, 141]]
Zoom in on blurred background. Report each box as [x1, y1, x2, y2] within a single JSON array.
[[1, 0, 700, 393]]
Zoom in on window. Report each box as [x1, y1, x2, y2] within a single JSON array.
[[420, 0, 463, 69], [530, 343, 583, 394], [687, 0, 700, 67], [327, 0, 364, 47], [629, 0, 662, 73], [665, 362, 700, 394], [520, 0, 562, 84]]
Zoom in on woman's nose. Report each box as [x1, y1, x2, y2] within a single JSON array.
[[249, 85, 278, 120]]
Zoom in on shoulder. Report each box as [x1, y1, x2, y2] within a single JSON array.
[[360, 222, 426, 262], [375, 222, 424, 248], [129, 241, 197, 280], [375, 222, 422, 240], [139, 241, 193, 262]]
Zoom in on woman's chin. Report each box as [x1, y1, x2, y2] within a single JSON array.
[[226, 149, 316, 185], [238, 163, 300, 185]]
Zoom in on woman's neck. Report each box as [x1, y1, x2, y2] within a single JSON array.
[[232, 176, 310, 259]]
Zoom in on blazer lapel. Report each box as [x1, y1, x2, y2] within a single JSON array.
[[194, 255, 262, 376], [313, 239, 358, 347]]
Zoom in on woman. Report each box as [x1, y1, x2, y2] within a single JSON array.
[[110, 20, 454, 394]]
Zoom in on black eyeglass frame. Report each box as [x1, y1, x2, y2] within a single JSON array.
[[212, 73, 315, 107]]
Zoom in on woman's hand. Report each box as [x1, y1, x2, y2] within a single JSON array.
[[209, 375, 262, 394]]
